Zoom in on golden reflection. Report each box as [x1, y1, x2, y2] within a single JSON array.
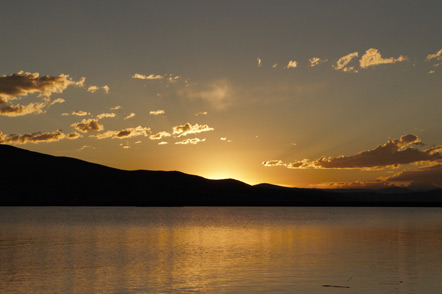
[[2, 208, 442, 293]]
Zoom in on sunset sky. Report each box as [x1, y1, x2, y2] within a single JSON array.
[[1, 1, 442, 189]]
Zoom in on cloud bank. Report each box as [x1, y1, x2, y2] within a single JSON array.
[[0, 129, 80, 144], [263, 135, 442, 170], [0, 71, 85, 116]]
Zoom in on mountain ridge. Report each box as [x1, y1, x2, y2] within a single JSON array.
[[1, 144, 442, 206]]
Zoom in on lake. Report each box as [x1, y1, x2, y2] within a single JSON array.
[[1, 207, 442, 293]]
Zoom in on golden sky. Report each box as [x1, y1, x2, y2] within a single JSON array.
[[1, 1, 442, 189]]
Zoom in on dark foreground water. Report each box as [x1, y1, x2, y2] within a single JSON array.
[[1, 207, 442, 294]]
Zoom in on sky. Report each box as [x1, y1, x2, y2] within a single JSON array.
[[1, 0, 442, 189]]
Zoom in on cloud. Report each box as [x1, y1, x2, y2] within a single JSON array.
[[78, 145, 95, 151], [111, 105, 121, 110], [220, 137, 231, 142], [181, 80, 232, 109], [72, 110, 89, 116], [262, 160, 285, 167], [309, 57, 328, 67], [172, 123, 214, 137], [96, 112, 115, 119], [87, 85, 110, 94], [0, 71, 85, 116], [263, 135, 442, 170], [426, 49, 442, 61], [124, 113, 135, 120], [149, 109, 165, 115], [386, 164, 442, 188], [359, 48, 408, 69], [333, 52, 359, 73], [0, 129, 80, 144], [428, 70, 435, 74], [319, 164, 442, 190], [257, 57, 262, 67], [150, 131, 171, 140], [195, 111, 208, 116], [168, 75, 180, 82], [175, 138, 206, 145], [0, 101, 47, 117], [132, 73, 165, 80], [272, 63, 278, 69], [286, 60, 298, 68], [49, 98, 65, 106], [91, 126, 151, 139], [71, 119, 104, 133], [158, 141, 168, 145]]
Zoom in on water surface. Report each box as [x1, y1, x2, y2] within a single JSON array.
[[1, 207, 442, 293]]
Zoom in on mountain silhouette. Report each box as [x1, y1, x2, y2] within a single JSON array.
[[1, 144, 441, 206]]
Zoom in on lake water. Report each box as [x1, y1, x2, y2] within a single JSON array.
[[1, 207, 442, 293]]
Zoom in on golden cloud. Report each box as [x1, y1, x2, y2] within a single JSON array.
[[309, 57, 328, 67], [175, 137, 206, 145], [124, 113, 135, 120], [286, 60, 298, 68], [132, 73, 165, 80], [149, 109, 165, 115], [91, 126, 151, 139], [149, 131, 171, 140], [359, 48, 408, 69], [71, 119, 104, 133], [0, 129, 80, 144], [333, 52, 359, 73], [96, 113, 115, 119], [426, 49, 442, 61], [263, 135, 442, 170], [87, 85, 110, 93], [0, 71, 85, 116], [172, 123, 214, 137]]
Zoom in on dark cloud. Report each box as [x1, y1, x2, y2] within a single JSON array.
[[387, 164, 442, 188], [71, 119, 104, 133], [0, 71, 85, 116], [0, 129, 80, 144], [268, 135, 441, 170]]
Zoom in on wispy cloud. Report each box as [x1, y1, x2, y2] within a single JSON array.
[[359, 48, 408, 69], [195, 111, 208, 116], [96, 113, 115, 119], [124, 113, 135, 120], [172, 123, 214, 137], [87, 85, 110, 94], [111, 105, 121, 110], [149, 109, 165, 115], [426, 49, 442, 61], [149, 131, 171, 140], [309, 57, 328, 67], [333, 52, 359, 73], [132, 73, 165, 80], [181, 80, 232, 109], [91, 126, 151, 139], [257, 57, 262, 67], [72, 110, 89, 116], [0, 129, 80, 144], [71, 119, 104, 133], [175, 137, 206, 145]]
